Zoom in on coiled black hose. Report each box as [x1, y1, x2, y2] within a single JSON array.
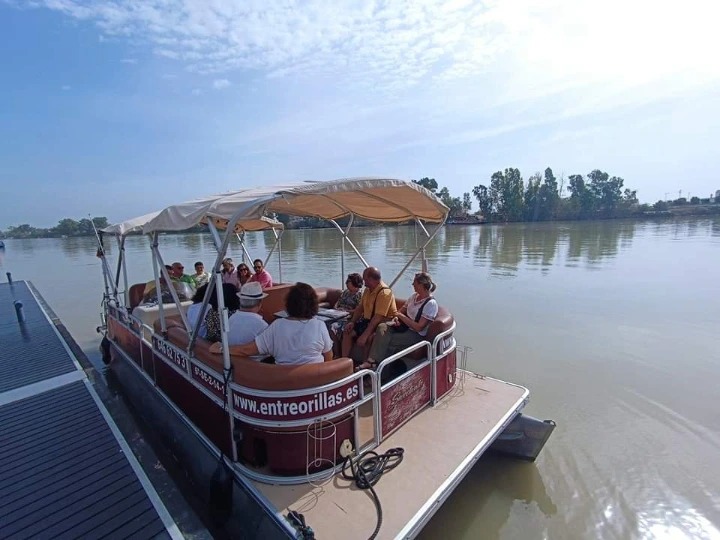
[[341, 447, 405, 540]]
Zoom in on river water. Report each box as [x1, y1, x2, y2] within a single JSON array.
[[1, 218, 719, 539]]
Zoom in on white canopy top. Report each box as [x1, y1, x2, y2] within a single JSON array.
[[103, 178, 448, 236]]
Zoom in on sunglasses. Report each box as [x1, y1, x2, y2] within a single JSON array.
[[240, 268, 249, 272], [254, 265, 262, 269]]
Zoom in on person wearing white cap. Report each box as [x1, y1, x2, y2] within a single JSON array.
[[211, 282, 333, 365], [227, 282, 269, 349]]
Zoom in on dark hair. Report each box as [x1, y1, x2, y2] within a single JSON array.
[[414, 272, 436, 293], [346, 273, 363, 288], [194, 261, 203, 268], [192, 283, 208, 303], [253, 259, 263, 266], [238, 263, 250, 272], [209, 283, 239, 312], [285, 282, 318, 319]]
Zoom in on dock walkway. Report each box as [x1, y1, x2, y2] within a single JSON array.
[[0, 281, 182, 540]]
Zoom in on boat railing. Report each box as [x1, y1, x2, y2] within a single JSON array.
[[431, 322, 458, 403], [375, 340, 434, 440], [107, 305, 460, 483]]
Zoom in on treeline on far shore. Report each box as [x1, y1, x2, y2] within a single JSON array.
[[3, 170, 719, 239]]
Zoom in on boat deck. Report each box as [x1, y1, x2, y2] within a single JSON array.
[[0, 281, 182, 540], [255, 372, 528, 539]]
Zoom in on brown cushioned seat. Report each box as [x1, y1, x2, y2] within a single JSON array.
[[129, 283, 146, 310], [162, 324, 354, 390]]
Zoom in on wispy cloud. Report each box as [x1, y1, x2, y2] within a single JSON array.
[[120, 58, 137, 64], [61, 85, 71, 91], [212, 78, 230, 89], [191, 88, 202, 96], [18, 0, 720, 105]]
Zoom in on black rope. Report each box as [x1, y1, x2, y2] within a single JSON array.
[[341, 447, 405, 540]]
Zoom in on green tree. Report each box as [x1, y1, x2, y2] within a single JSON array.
[[462, 192, 472, 214], [588, 170, 624, 215], [487, 169, 525, 222], [6, 224, 37, 238], [567, 174, 594, 218], [413, 177, 438, 193], [653, 200, 669, 211], [537, 167, 560, 220], [690, 196, 700, 205], [524, 172, 542, 221], [472, 184, 493, 220], [53, 218, 80, 236]]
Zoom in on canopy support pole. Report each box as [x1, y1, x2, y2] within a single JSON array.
[[151, 242, 192, 334], [236, 232, 253, 266], [329, 219, 368, 269], [208, 220, 238, 462], [117, 236, 129, 307], [389, 217, 446, 288], [339, 215, 355, 288], [150, 233, 167, 335]]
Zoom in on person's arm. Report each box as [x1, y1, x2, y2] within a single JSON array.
[[396, 311, 430, 333], [397, 299, 437, 333], [323, 350, 334, 362], [209, 340, 260, 356], [343, 304, 363, 333], [357, 290, 393, 345]]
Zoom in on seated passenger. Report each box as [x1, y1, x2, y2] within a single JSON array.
[[204, 283, 240, 343], [170, 262, 197, 288], [193, 261, 210, 287], [359, 272, 438, 371], [186, 284, 209, 338], [248, 259, 273, 289], [237, 262, 252, 287], [227, 283, 269, 346], [221, 258, 241, 289], [329, 272, 363, 347], [142, 274, 194, 304], [211, 282, 332, 365], [341, 267, 397, 359]]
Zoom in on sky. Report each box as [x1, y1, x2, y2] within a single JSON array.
[[1, 0, 719, 229]]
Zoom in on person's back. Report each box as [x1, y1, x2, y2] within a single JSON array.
[[254, 282, 331, 365], [204, 283, 240, 343], [227, 283, 269, 346], [256, 317, 330, 365]]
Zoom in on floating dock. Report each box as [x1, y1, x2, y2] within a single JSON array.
[[0, 281, 183, 539]]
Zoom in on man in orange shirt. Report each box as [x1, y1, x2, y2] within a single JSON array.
[[341, 267, 397, 360]]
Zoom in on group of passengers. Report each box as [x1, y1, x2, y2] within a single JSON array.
[[198, 265, 438, 372], [221, 257, 273, 289], [142, 258, 272, 305]]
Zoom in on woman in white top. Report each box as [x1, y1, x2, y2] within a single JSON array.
[[212, 282, 333, 365], [359, 272, 438, 371]]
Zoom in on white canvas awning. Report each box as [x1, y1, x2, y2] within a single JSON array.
[[101, 211, 162, 236], [103, 178, 448, 236]]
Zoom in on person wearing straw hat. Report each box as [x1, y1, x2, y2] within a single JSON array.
[[227, 282, 269, 347]]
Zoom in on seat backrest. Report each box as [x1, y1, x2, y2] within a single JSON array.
[[395, 298, 454, 343], [315, 287, 342, 308], [129, 283, 146, 309], [258, 283, 294, 323], [165, 327, 354, 391]]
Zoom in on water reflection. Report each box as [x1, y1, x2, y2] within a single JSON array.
[[419, 455, 557, 540], [464, 221, 641, 276]]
